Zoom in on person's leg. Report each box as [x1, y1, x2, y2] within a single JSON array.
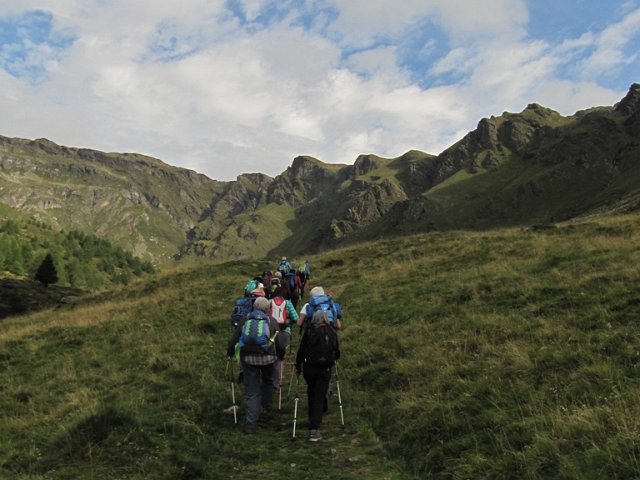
[[272, 359, 282, 390], [303, 365, 330, 430], [314, 367, 331, 427], [260, 363, 275, 412], [242, 362, 260, 431]]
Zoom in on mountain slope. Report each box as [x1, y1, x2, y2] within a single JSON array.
[[2, 211, 640, 478], [353, 84, 640, 240], [0, 136, 225, 265]]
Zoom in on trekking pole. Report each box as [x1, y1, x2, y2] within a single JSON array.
[[287, 357, 296, 398], [335, 362, 345, 426], [292, 371, 300, 439], [228, 358, 238, 425], [288, 330, 302, 398], [278, 359, 285, 410]]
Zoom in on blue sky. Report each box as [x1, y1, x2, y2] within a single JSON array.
[[0, 0, 638, 181]]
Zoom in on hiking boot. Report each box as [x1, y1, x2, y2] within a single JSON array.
[[259, 407, 274, 424], [243, 424, 257, 434], [309, 429, 322, 442]]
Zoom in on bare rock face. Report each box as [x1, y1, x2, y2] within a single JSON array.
[[614, 83, 640, 116]]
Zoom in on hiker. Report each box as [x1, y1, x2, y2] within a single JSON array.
[[296, 266, 308, 297], [227, 297, 279, 434], [300, 260, 311, 296], [304, 260, 311, 278], [295, 310, 340, 442], [268, 287, 299, 393], [261, 271, 273, 296], [282, 269, 303, 309], [276, 257, 292, 275], [297, 286, 342, 330], [249, 282, 266, 298], [244, 276, 265, 297]]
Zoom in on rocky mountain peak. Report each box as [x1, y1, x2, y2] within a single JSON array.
[[614, 83, 640, 115], [353, 154, 384, 176], [288, 155, 325, 178], [473, 117, 499, 150], [521, 103, 560, 119]]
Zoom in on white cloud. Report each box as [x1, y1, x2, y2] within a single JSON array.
[[578, 8, 640, 78], [0, 1, 636, 182], [433, 0, 528, 43], [346, 46, 403, 81]]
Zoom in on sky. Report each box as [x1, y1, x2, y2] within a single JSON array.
[[0, 1, 638, 181]]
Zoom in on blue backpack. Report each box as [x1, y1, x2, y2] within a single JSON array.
[[238, 311, 272, 350], [277, 259, 292, 274], [230, 297, 254, 327], [305, 294, 340, 326]]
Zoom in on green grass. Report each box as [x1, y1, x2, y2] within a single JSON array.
[[2, 213, 640, 478]]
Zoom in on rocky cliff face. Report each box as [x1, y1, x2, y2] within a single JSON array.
[[0, 136, 224, 264]]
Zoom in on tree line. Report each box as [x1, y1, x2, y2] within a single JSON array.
[[0, 218, 155, 289]]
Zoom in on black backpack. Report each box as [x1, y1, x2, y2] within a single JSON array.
[[303, 324, 337, 368]]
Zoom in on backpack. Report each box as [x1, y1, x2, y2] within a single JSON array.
[[268, 297, 288, 327], [306, 294, 339, 326], [277, 259, 291, 275], [299, 261, 311, 281], [238, 311, 272, 350], [284, 272, 299, 297], [230, 297, 254, 327], [244, 278, 259, 296], [303, 324, 337, 368]]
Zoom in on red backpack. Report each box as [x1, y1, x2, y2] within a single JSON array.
[[268, 297, 288, 327]]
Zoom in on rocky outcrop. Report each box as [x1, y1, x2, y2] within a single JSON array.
[[614, 83, 640, 115]]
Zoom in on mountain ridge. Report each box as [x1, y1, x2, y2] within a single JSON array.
[[1, 83, 638, 265]]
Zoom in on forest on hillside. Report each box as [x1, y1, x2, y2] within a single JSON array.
[[0, 218, 154, 289]]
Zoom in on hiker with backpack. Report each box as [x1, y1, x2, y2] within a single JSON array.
[[283, 269, 303, 309], [299, 260, 311, 289], [297, 286, 342, 330], [276, 257, 292, 276], [244, 276, 266, 297], [268, 287, 300, 403], [295, 310, 340, 442], [227, 297, 280, 434]]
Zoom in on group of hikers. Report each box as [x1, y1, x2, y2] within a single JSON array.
[[227, 257, 343, 441]]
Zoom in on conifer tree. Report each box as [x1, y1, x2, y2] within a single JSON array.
[[35, 253, 58, 286]]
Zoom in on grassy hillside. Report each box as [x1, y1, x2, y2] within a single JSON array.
[[1, 213, 640, 478]]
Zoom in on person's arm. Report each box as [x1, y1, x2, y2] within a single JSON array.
[[334, 301, 342, 329], [227, 320, 244, 357], [334, 329, 340, 361], [286, 300, 299, 325], [297, 303, 308, 327]]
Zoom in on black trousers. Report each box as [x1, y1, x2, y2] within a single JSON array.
[[302, 364, 331, 430]]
